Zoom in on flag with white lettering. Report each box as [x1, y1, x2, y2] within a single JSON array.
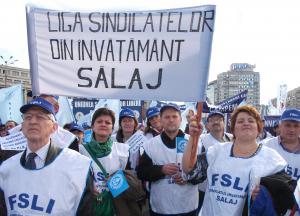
[[26, 5, 215, 101], [203, 90, 248, 113]]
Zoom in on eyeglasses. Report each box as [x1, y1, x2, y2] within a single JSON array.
[[208, 118, 224, 123], [22, 113, 53, 121]]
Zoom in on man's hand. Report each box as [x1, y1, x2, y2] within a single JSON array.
[[161, 163, 179, 176], [173, 173, 187, 185]]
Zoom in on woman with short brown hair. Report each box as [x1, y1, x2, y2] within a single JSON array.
[[182, 105, 287, 215]]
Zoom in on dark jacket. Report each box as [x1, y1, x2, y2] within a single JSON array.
[[0, 142, 94, 216], [137, 130, 185, 182]]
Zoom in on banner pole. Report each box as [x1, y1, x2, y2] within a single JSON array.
[[189, 101, 203, 168]]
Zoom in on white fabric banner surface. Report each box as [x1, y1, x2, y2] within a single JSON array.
[[26, 5, 215, 101]]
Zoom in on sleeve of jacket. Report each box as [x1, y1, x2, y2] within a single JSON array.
[[68, 138, 79, 152], [136, 151, 165, 182], [0, 189, 7, 216], [76, 170, 95, 216]]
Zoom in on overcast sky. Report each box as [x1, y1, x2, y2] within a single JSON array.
[[0, 0, 299, 104]]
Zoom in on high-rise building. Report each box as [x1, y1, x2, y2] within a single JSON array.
[[0, 65, 31, 96], [206, 80, 217, 104], [271, 86, 300, 110], [215, 63, 260, 108], [286, 87, 300, 109]]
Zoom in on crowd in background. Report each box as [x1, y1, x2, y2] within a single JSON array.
[[0, 94, 299, 216]]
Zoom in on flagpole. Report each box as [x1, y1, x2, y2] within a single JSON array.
[[189, 101, 203, 168]]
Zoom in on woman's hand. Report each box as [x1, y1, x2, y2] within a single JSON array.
[[188, 116, 203, 138], [251, 185, 260, 200]]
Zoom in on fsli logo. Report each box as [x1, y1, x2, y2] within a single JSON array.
[[176, 137, 187, 153], [109, 174, 123, 190]]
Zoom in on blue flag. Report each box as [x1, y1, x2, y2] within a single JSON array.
[[203, 90, 248, 113], [83, 129, 92, 144], [0, 85, 23, 124], [176, 137, 188, 153], [107, 170, 129, 198]]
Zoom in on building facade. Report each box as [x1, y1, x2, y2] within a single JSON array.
[[271, 86, 300, 110], [286, 87, 300, 109], [214, 63, 260, 108], [0, 65, 31, 97], [206, 80, 217, 105]]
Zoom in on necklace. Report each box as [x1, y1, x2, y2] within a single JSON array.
[[232, 142, 259, 158]]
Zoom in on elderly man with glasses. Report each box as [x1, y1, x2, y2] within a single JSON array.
[[0, 98, 94, 215]]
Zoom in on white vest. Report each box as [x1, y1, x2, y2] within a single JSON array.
[[143, 135, 198, 214], [0, 148, 91, 215], [79, 142, 129, 193], [200, 132, 232, 150], [263, 137, 300, 180], [198, 133, 232, 192], [200, 142, 287, 216]]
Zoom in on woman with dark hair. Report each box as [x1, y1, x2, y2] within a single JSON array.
[[182, 105, 287, 215], [114, 108, 138, 143], [112, 108, 140, 170], [144, 106, 163, 139], [79, 107, 129, 215]]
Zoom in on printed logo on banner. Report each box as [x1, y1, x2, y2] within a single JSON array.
[[176, 137, 188, 153], [72, 98, 99, 122], [107, 170, 129, 198]]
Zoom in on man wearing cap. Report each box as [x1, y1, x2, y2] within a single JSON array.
[[263, 108, 300, 180], [144, 106, 163, 139], [137, 103, 199, 216], [69, 122, 85, 145], [196, 111, 233, 210], [201, 111, 233, 149], [8, 94, 79, 152], [257, 116, 273, 143], [0, 98, 94, 215]]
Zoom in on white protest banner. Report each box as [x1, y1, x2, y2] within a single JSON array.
[[126, 130, 147, 154], [26, 5, 215, 101], [0, 131, 27, 151]]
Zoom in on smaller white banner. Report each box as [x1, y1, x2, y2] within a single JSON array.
[[0, 131, 27, 150], [126, 130, 147, 153]]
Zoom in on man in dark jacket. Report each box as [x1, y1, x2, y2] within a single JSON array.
[[137, 103, 199, 216]]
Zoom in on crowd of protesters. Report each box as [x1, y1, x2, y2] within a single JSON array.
[[0, 94, 299, 215]]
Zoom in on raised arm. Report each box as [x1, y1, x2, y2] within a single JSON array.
[[182, 116, 202, 174]]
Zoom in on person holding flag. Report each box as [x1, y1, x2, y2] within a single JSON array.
[[137, 103, 199, 216], [196, 110, 233, 210], [79, 107, 145, 216], [182, 105, 287, 215]]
